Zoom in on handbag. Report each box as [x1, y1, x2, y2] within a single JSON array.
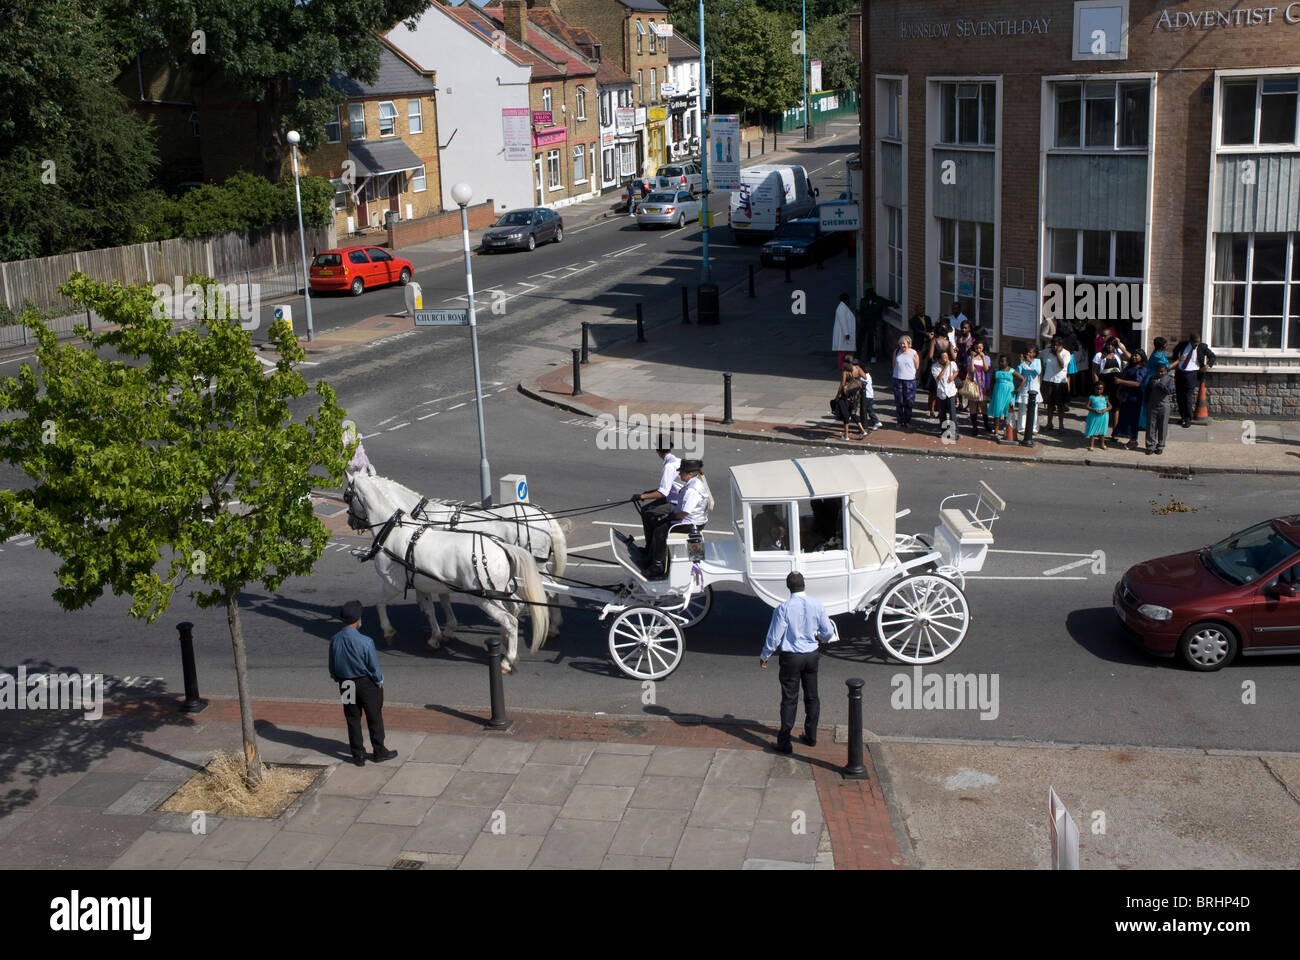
[[959, 379, 981, 401]]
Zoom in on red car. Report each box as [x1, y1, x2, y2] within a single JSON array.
[[1114, 516, 1300, 670], [309, 246, 413, 296]]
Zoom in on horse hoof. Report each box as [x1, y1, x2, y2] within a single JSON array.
[[500, 661, 514, 675], [427, 638, 442, 651], [384, 629, 397, 642]]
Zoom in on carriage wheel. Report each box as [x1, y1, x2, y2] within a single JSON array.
[[657, 585, 713, 629], [874, 574, 969, 665], [608, 606, 685, 680]]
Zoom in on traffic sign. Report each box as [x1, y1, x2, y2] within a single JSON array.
[[820, 202, 861, 232], [414, 309, 470, 326]]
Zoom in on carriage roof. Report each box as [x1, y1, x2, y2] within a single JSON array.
[[729, 454, 898, 503]]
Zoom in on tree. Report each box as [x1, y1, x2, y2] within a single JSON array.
[[113, 0, 432, 181], [712, 0, 802, 115], [809, 12, 858, 93], [0, 276, 349, 786]]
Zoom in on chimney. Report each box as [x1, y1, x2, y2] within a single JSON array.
[[501, 0, 527, 44]]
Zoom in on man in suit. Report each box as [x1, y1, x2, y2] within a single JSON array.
[[1171, 332, 1217, 427]]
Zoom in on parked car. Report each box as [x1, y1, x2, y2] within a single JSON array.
[[481, 207, 564, 252], [309, 246, 413, 296], [655, 162, 702, 194], [1113, 516, 1300, 671], [636, 190, 700, 229], [759, 219, 846, 268]]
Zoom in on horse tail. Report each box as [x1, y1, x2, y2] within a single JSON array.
[[546, 511, 567, 579], [503, 541, 549, 651]]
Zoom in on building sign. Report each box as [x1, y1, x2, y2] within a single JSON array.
[[657, 23, 673, 37], [901, 16, 1051, 38], [819, 202, 859, 232], [661, 83, 677, 97], [532, 110, 554, 127], [533, 125, 567, 147], [648, 105, 667, 122], [810, 60, 823, 93], [616, 106, 635, 134], [1155, 3, 1300, 28], [502, 107, 531, 161], [708, 114, 741, 190], [635, 107, 647, 126], [602, 131, 615, 147]]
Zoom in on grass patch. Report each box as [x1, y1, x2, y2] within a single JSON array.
[[158, 751, 320, 819]]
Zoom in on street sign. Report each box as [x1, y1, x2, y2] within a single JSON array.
[[819, 201, 861, 232], [414, 309, 470, 326], [661, 83, 677, 97]]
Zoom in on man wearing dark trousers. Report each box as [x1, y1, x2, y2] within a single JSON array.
[[330, 600, 397, 767], [1171, 332, 1216, 427], [760, 572, 834, 753]]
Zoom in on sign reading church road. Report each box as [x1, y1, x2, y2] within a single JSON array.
[[415, 309, 469, 326]]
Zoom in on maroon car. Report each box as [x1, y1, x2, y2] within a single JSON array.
[[1114, 516, 1300, 670]]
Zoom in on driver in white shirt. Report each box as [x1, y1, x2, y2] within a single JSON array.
[[645, 459, 710, 578], [630, 438, 681, 551]]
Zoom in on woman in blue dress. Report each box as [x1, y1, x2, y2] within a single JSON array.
[[1113, 349, 1148, 450], [987, 355, 1022, 443], [1085, 381, 1113, 451]]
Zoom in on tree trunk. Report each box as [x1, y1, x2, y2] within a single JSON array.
[[226, 588, 264, 787], [255, 80, 286, 183]]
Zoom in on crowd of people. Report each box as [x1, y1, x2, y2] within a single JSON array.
[[831, 292, 1216, 455]]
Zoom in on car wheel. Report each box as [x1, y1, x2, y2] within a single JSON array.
[[676, 213, 685, 228], [638, 223, 647, 230], [349, 276, 364, 296], [553, 225, 563, 243], [398, 267, 411, 285], [1178, 621, 1238, 671], [526, 234, 536, 251]]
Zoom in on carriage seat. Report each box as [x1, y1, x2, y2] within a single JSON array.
[[939, 507, 994, 545]]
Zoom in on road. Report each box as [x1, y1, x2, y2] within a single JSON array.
[[3, 121, 1299, 752]]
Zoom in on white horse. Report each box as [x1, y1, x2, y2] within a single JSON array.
[[342, 467, 568, 647], [344, 471, 549, 673]]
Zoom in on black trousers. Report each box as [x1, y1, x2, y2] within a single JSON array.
[[339, 676, 386, 759], [640, 499, 675, 548], [1175, 370, 1198, 423], [777, 649, 820, 746], [648, 516, 693, 573]]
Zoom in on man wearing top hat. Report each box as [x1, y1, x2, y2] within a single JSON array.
[[644, 459, 709, 579], [329, 600, 397, 767]]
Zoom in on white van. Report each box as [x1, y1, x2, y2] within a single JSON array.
[[730, 165, 818, 240]]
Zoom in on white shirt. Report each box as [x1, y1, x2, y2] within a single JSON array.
[[893, 349, 918, 380], [932, 361, 958, 399], [656, 453, 682, 498], [1042, 349, 1068, 384], [950, 311, 968, 330], [674, 476, 709, 526], [1178, 344, 1200, 372], [832, 302, 856, 352]]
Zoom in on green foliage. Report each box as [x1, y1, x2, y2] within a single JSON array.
[[808, 13, 858, 93], [0, 273, 350, 620]]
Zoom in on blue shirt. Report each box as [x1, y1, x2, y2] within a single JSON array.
[[762, 592, 833, 660], [329, 625, 383, 684]]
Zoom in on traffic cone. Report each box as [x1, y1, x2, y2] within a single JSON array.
[[1193, 380, 1210, 423]]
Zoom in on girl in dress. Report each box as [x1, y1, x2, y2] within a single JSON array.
[[965, 339, 993, 435], [835, 356, 868, 441], [1085, 381, 1113, 451], [955, 321, 974, 410], [987, 355, 1021, 443]]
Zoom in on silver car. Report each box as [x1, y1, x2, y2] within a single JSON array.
[[636, 191, 701, 229]]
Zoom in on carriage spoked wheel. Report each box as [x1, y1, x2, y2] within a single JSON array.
[[657, 585, 713, 629], [608, 606, 685, 680], [874, 573, 970, 665]]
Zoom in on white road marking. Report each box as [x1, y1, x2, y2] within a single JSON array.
[[0, 354, 36, 366], [569, 540, 614, 552], [448, 402, 466, 410], [387, 422, 410, 431], [607, 243, 647, 258], [376, 416, 396, 426], [360, 432, 381, 439], [964, 576, 1089, 581], [988, 548, 1094, 558], [496, 387, 509, 393], [417, 412, 439, 420], [1042, 558, 1096, 576], [570, 220, 616, 234]]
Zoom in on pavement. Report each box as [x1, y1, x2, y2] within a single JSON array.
[[3, 691, 1299, 870], [515, 254, 1300, 476]]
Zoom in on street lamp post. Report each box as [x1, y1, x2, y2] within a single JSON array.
[[698, 0, 711, 283], [285, 130, 314, 342], [802, 0, 809, 141], [451, 182, 493, 508]]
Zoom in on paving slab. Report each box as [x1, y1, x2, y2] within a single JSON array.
[[578, 752, 651, 786], [671, 827, 751, 870], [358, 795, 436, 827], [645, 746, 718, 778], [459, 833, 544, 870], [410, 734, 483, 764], [282, 795, 368, 836], [153, 812, 224, 835], [51, 772, 141, 808], [608, 808, 690, 859], [503, 762, 583, 805], [378, 762, 459, 798], [528, 740, 597, 766], [406, 803, 493, 855], [629, 776, 706, 811], [247, 830, 340, 870], [0, 808, 157, 869], [317, 760, 397, 798], [109, 830, 205, 869], [142, 751, 217, 781], [688, 785, 763, 831], [743, 858, 813, 870], [705, 750, 776, 788], [104, 780, 176, 816], [757, 780, 824, 825], [559, 784, 635, 822], [600, 854, 673, 869], [593, 742, 655, 755], [485, 803, 562, 837], [745, 818, 822, 864], [193, 820, 281, 862], [533, 818, 618, 869], [437, 771, 516, 806], [177, 858, 246, 870], [462, 739, 537, 774], [326, 822, 416, 867]]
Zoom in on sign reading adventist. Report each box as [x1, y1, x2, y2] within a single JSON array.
[[819, 201, 860, 232]]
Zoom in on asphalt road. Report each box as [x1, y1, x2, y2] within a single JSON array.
[[4, 122, 1300, 751]]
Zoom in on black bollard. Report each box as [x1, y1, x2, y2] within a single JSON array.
[[762, 136, 766, 155], [774, 133, 778, 151], [785, 262, 792, 283], [681, 285, 690, 325], [485, 637, 509, 728], [635, 302, 646, 342], [843, 678, 868, 778], [816, 253, 824, 270], [748, 264, 756, 298], [571, 348, 582, 396], [581, 321, 590, 364], [1020, 390, 1039, 447], [723, 372, 734, 425], [176, 622, 207, 713], [747, 140, 751, 160]]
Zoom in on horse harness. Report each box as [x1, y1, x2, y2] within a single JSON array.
[[359, 507, 519, 602]]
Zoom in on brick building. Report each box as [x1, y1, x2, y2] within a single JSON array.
[[555, 0, 672, 175], [861, 0, 1300, 416]]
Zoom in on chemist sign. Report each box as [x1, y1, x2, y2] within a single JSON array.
[[819, 202, 860, 232]]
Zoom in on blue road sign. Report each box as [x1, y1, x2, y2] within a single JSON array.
[[516, 479, 528, 502]]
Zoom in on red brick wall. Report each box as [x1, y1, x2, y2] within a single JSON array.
[[387, 200, 497, 248]]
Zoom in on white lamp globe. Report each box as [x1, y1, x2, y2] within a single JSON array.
[[451, 182, 473, 206], [286, 129, 301, 145]]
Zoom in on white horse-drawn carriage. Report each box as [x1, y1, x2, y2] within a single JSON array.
[[344, 452, 1005, 682]]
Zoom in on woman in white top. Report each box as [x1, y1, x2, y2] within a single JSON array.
[[892, 335, 920, 431], [931, 347, 959, 436]]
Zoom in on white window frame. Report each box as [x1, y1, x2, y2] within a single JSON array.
[[408, 98, 423, 135], [637, 70, 644, 105], [1209, 232, 1300, 353], [884, 79, 901, 141], [411, 164, 426, 193], [937, 217, 997, 332], [542, 88, 552, 114], [886, 206, 904, 306], [1051, 78, 1151, 151], [602, 146, 615, 184], [577, 86, 587, 121], [349, 102, 366, 141], [618, 142, 636, 178], [378, 101, 397, 138], [1072, 0, 1130, 62], [1046, 228, 1146, 281], [649, 19, 657, 53], [325, 105, 341, 144], [650, 69, 657, 104], [331, 178, 349, 211], [573, 144, 587, 184], [939, 81, 997, 147], [547, 148, 562, 189], [1217, 74, 1300, 150]]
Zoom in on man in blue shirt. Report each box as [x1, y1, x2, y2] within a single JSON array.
[[330, 600, 397, 767], [760, 573, 834, 753]]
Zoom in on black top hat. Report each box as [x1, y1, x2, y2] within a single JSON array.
[[678, 459, 703, 473]]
